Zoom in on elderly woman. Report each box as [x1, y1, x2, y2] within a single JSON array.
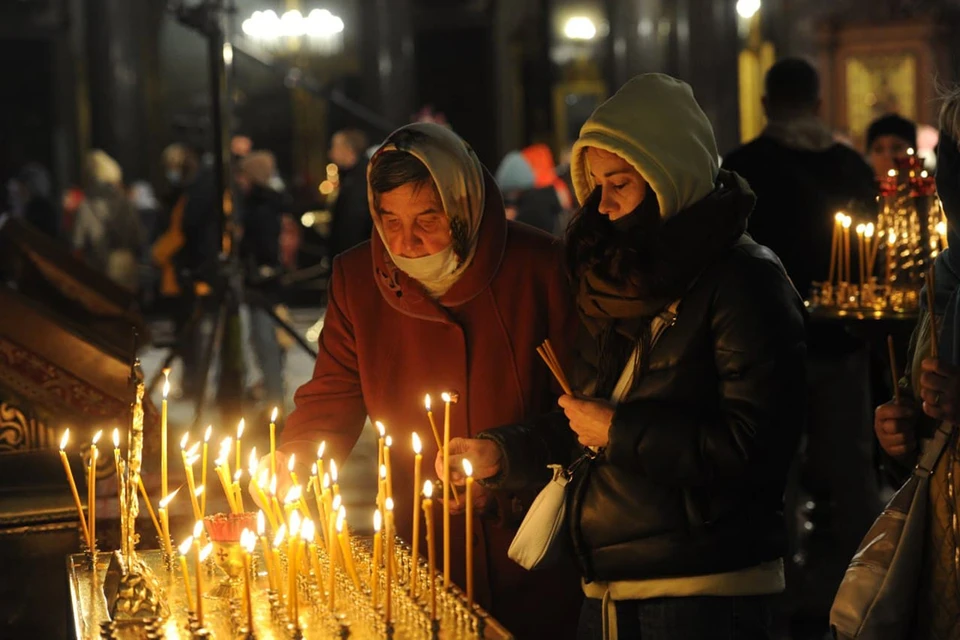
[[447, 74, 807, 638], [266, 123, 582, 638]]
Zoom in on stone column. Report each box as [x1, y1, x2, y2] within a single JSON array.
[[359, 0, 416, 131]]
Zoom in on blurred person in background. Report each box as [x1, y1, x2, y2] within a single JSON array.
[[10, 163, 59, 238], [327, 128, 371, 257], [866, 113, 918, 181], [495, 146, 573, 235], [72, 150, 142, 292]]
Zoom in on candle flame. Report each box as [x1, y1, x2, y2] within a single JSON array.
[[186, 442, 201, 458], [193, 520, 204, 538], [178, 536, 193, 556], [374, 509, 382, 532], [463, 458, 473, 477], [412, 432, 422, 455], [921, 170, 929, 178], [888, 169, 898, 178], [385, 497, 394, 512], [234, 469, 242, 482], [284, 485, 302, 504], [424, 394, 432, 411], [59, 429, 69, 451], [271, 406, 279, 423], [841, 216, 852, 229], [380, 464, 387, 480], [92, 430, 103, 445], [423, 480, 434, 498], [180, 433, 190, 450], [322, 473, 330, 489], [273, 524, 286, 548], [112, 428, 120, 449], [865, 223, 875, 238], [888, 229, 897, 245], [835, 211, 845, 223], [332, 493, 342, 512], [162, 371, 170, 399], [204, 426, 212, 443], [317, 441, 326, 459], [441, 392, 451, 403], [301, 518, 315, 543], [385, 435, 392, 448], [855, 223, 865, 235], [288, 453, 296, 472], [159, 487, 180, 508], [908, 147, 915, 155], [258, 469, 268, 488], [311, 463, 318, 476], [194, 485, 204, 498], [376, 421, 386, 437], [330, 459, 338, 483], [269, 474, 277, 496], [237, 419, 245, 439], [248, 448, 258, 477], [937, 220, 948, 236], [336, 510, 345, 533], [199, 542, 213, 562], [241, 529, 256, 553], [289, 510, 302, 537], [257, 510, 266, 536], [219, 437, 232, 458]]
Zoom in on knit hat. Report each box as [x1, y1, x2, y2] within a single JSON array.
[[240, 151, 277, 188], [571, 73, 719, 219], [866, 114, 917, 150], [494, 151, 535, 192]]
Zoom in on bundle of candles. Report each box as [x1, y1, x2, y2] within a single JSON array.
[[60, 365, 502, 638], [812, 149, 947, 313]]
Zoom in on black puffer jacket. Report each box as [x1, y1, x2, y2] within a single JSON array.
[[484, 236, 806, 583]]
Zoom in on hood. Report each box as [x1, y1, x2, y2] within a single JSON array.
[[571, 73, 719, 219], [495, 151, 535, 192]]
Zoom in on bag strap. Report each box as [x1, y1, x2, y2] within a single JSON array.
[[916, 422, 957, 478]]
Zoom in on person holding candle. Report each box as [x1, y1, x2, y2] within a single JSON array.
[[254, 122, 583, 637], [452, 74, 807, 638]]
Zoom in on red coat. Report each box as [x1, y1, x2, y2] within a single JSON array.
[[281, 176, 582, 638]]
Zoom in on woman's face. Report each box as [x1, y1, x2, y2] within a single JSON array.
[[868, 135, 912, 179], [585, 147, 647, 221], [378, 182, 452, 258]]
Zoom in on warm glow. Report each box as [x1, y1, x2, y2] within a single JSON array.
[[162, 379, 170, 399], [424, 394, 432, 411], [855, 223, 865, 235], [317, 442, 326, 459], [380, 464, 387, 480], [888, 229, 897, 245], [423, 480, 434, 499], [241, 528, 256, 553], [59, 430, 69, 451], [888, 169, 898, 178], [441, 392, 451, 403], [257, 510, 266, 536], [234, 469, 242, 482], [289, 510, 302, 537], [311, 463, 318, 476], [374, 509, 382, 532], [194, 485, 204, 498], [385, 497, 394, 513], [412, 432, 422, 455], [336, 509, 345, 533], [269, 475, 277, 496], [736, 0, 761, 19], [219, 437, 232, 459], [199, 542, 213, 562], [237, 419, 245, 439], [385, 435, 392, 449], [288, 454, 297, 473], [284, 485, 302, 504], [92, 430, 103, 445], [865, 223, 875, 238], [842, 216, 852, 229], [112, 428, 120, 449], [249, 448, 259, 477], [330, 459, 338, 483], [834, 211, 845, 223], [332, 493, 342, 513], [921, 170, 929, 179], [462, 458, 474, 477], [204, 426, 212, 443], [376, 421, 386, 437], [908, 147, 915, 156], [193, 520, 204, 538], [563, 15, 597, 40], [937, 220, 948, 236], [180, 433, 190, 450], [273, 524, 287, 548], [322, 473, 330, 489], [301, 518, 315, 543], [178, 536, 193, 556], [159, 488, 179, 509], [187, 442, 200, 458], [271, 407, 279, 423]]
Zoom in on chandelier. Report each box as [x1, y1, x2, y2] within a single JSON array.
[[241, 8, 345, 54]]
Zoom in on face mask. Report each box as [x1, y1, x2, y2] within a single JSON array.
[[391, 245, 460, 297], [166, 169, 182, 186]]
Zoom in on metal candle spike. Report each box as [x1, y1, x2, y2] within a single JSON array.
[[104, 340, 169, 619]]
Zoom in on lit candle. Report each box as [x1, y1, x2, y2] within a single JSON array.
[[137, 477, 164, 546], [257, 510, 277, 591], [887, 228, 896, 284], [161, 368, 170, 500], [315, 442, 326, 485], [424, 395, 443, 451], [336, 507, 361, 589], [272, 525, 287, 602], [268, 474, 285, 528], [441, 392, 452, 588], [288, 453, 301, 487], [235, 418, 245, 475], [376, 421, 386, 513], [829, 213, 843, 285], [158, 489, 179, 561], [301, 518, 325, 604], [411, 432, 423, 598], [240, 529, 256, 632], [233, 469, 245, 513], [384, 435, 394, 501], [181, 436, 202, 521], [89, 430, 102, 552], [422, 480, 437, 620], [214, 452, 238, 514], [178, 536, 195, 614], [463, 458, 475, 608], [310, 466, 327, 546], [287, 510, 302, 622], [843, 215, 852, 284], [192, 521, 205, 624], [197, 540, 213, 627], [112, 428, 121, 499], [385, 497, 395, 623], [58, 430, 91, 548], [371, 509, 382, 605], [201, 426, 211, 516], [327, 494, 341, 611], [269, 406, 279, 481], [330, 459, 340, 498], [284, 485, 303, 522], [866, 222, 878, 279], [250, 452, 278, 531], [856, 223, 866, 286]]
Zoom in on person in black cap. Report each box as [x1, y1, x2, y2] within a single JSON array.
[[866, 113, 918, 180]]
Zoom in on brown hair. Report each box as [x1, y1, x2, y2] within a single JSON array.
[[368, 150, 439, 208], [940, 84, 960, 142]]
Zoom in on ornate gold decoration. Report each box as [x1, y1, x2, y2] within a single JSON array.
[[104, 551, 170, 619], [0, 401, 53, 452], [845, 53, 917, 143]]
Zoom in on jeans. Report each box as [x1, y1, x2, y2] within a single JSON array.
[[577, 594, 774, 640], [247, 305, 285, 410]]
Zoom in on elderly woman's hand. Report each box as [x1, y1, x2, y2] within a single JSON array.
[[558, 395, 615, 448], [920, 358, 960, 423]]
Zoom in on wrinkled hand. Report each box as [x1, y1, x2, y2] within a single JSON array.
[[432, 438, 501, 515], [247, 451, 293, 511], [919, 358, 960, 423], [558, 395, 615, 448], [874, 400, 917, 461]]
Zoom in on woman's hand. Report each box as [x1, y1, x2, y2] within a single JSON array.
[[247, 451, 293, 510], [432, 437, 500, 515], [558, 395, 615, 448], [920, 358, 960, 423], [874, 400, 917, 461]]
